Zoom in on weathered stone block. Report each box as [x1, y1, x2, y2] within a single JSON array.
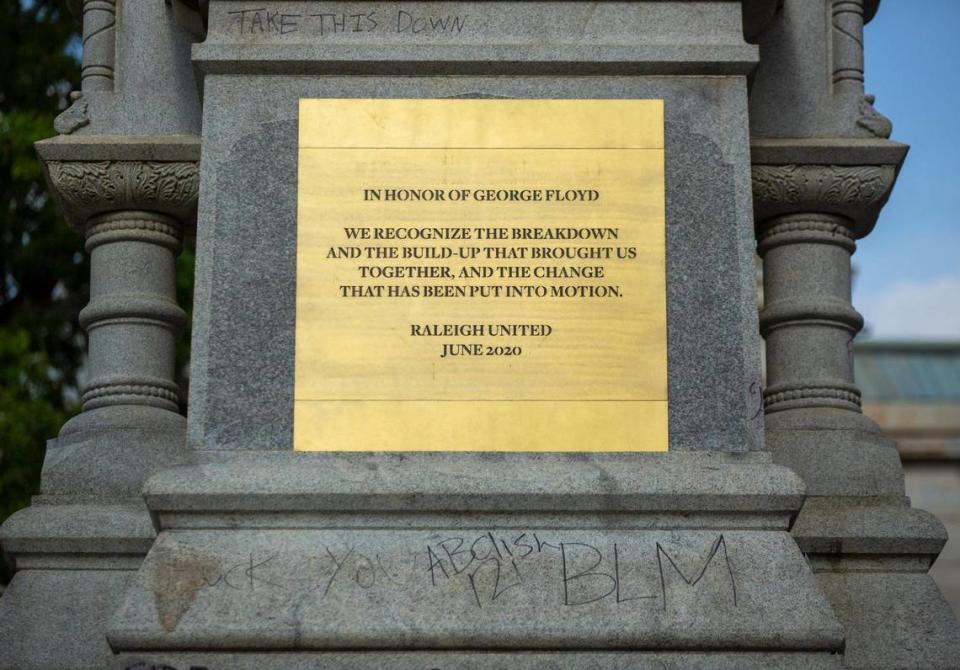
[[108, 528, 842, 652], [0, 570, 132, 670]]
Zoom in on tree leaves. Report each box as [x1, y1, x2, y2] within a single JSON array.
[[0, 1, 83, 550]]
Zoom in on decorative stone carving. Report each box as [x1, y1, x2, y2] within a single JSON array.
[[53, 92, 90, 135], [45, 159, 200, 228], [755, 216, 856, 251], [857, 94, 894, 138], [34, 146, 199, 419], [751, 164, 897, 234], [81, 376, 181, 412], [829, 1, 894, 139], [85, 215, 183, 252], [752, 164, 891, 207], [763, 382, 862, 413]]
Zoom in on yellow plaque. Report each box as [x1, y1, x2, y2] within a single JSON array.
[[295, 99, 667, 451]]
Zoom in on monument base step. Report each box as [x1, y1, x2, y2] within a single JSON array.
[[95, 452, 844, 657], [113, 650, 844, 670], [107, 528, 843, 654]]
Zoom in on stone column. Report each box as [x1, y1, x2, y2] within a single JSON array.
[[0, 1, 205, 666], [831, 0, 893, 138], [751, 163, 960, 664], [80, 0, 116, 92], [80, 210, 185, 414], [758, 212, 861, 418], [751, 159, 906, 495], [747, 3, 960, 665], [35, 154, 199, 495], [831, 0, 865, 98]]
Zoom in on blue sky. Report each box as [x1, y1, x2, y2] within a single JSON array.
[[856, 0, 960, 340]]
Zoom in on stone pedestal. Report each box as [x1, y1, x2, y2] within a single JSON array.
[[90, 4, 839, 667], [108, 452, 843, 668]]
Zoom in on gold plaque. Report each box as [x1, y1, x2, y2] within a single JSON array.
[[295, 99, 667, 451]]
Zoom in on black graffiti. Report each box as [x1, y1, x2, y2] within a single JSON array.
[[227, 8, 301, 34], [226, 8, 467, 37], [125, 664, 208, 670], [467, 557, 522, 608], [151, 533, 738, 616], [222, 552, 281, 591], [560, 542, 658, 606], [656, 534, 738, 610]]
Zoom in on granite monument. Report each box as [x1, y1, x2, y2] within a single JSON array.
[[1, 1, 958, 668]]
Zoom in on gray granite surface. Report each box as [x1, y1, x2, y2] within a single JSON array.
[[3, 1, 960, 668], [108, 528, 842, 651], [195, 1, 758, 75], [819, 572, 960, 669], [112, 651, 844, 670], [0, 570, 133, 670], [189, 75, 763, 454], [142, 451, 803, 517]]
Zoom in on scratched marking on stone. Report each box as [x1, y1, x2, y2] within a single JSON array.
[[225, 7, 468, 37], [147, 533, 738, 620]]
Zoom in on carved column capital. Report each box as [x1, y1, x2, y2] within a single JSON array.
[[43, 159, 199, 230], [752, 163, 896, 234], [750, 138, 908, 238], [36, 134, 202, 229]]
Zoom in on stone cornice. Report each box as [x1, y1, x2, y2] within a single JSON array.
[[750, 138, 908, 166], [195, 1, 760, 77], [35, 134, 201, 161], [180, 0, 783, 44]]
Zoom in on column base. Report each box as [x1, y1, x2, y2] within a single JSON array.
[[765, 408, 905, 496], [8, 449, 957, 667], [45, 405, 193, 497], [0, 406, 191, 669], [819, 573, 960, 669], [7, 452, 845, 668], [0, 570, 130, 670]]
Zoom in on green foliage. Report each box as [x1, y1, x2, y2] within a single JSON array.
[[0, 328, 67, 521], [1, 1, 83, 533]]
